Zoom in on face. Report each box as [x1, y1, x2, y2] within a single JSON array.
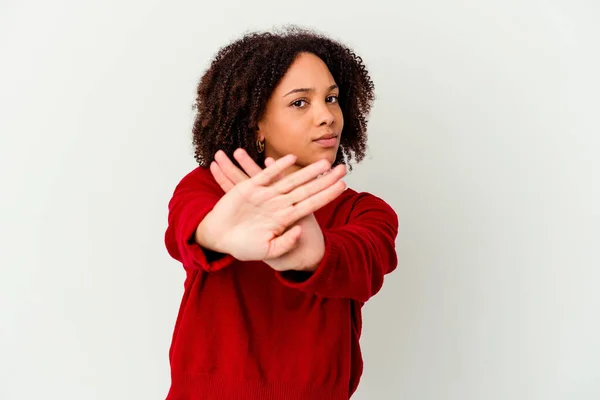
[[257, 52, 344, 176]]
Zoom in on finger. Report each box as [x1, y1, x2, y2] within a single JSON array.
[[214, 150, 249, 184], [264, 157, 286, 183], [283, 163, 347, 206], [265, 225, 302, 260], [209, 161, 235, 193], [270, 158, 333, 195], [252, 153, 297, 186], [233, 148, 262, 177], [284, 179, 347, 225]]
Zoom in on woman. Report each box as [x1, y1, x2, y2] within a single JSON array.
[[164, 27, 399, 399]]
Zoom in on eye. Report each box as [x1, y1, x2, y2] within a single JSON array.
[[291, 99, 308, 108], [327, 95, 339, 104]]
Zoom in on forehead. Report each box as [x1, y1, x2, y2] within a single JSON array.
[[275, 52, 336, 90]]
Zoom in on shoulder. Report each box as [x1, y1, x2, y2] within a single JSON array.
[[179, 166, 214, 184], [341, 187, 396, 214], [320, 186, 397, 226], [171, 166, 224, 196]]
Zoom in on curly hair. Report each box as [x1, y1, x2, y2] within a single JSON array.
[[191, 26, 375, 171]]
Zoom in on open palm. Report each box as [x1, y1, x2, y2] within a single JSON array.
[[202, 149, 346, 262]]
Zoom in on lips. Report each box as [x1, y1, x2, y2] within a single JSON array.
[[313, 134, 338, 148], [314, 133, 338, 141]]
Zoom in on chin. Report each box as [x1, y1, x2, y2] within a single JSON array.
[[327, 147, 339, 163], [299, 148, 338, 167], [314, 151, 336, 164]]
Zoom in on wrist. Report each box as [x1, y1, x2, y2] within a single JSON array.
[[195, 211, 223, 253], [299, 260, 319, 272], [295, 247, 324, 272]]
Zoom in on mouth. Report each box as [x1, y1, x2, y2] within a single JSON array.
[[314, 133, 338, 141], [313, 133, 339, 148]]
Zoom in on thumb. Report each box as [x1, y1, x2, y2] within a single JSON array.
[[266, 225, 302, 259]]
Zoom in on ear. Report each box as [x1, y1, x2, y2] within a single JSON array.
[[255, 120, 267, 138], [255, 126, 264, 142]]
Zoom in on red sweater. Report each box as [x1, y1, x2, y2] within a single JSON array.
[[164, 166, 398, 399]]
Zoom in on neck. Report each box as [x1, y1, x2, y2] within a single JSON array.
[[281, 164, 302, 177]]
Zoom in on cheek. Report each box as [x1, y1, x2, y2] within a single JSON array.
[[273, 112, 310, 138], [335, 107, 344, 128]]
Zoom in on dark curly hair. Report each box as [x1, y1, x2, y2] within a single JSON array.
[[191, 26, 375, 171]]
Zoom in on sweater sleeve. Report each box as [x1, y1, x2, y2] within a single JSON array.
[[164, 169, 236, 272], [275, 193, 399, 302]]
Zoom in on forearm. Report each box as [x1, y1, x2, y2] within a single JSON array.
[[166, 189, 235, 273], [275, 196, 399, 302]]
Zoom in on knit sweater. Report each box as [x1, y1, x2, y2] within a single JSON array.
[[164, 166, 398, 399]]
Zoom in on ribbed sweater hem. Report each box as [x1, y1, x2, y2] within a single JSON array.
[[167, 373, 349, 400]]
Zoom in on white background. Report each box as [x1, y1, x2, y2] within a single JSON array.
[[1, 0, 599, 399]]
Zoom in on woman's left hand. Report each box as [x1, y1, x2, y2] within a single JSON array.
[[209, 149, 328, 272]]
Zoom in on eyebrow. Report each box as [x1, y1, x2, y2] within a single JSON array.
[[283, 84, 339, 97]]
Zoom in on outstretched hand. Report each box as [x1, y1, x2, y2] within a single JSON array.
[[197, 148, 346, 264], [207, 148, 346, 271]]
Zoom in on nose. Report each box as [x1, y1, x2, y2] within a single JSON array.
[[314, 101, 335, 127]]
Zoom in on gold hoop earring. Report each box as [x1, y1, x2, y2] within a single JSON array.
[[257, 139, 265, 153]]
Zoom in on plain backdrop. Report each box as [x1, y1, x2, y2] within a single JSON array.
[[1, 0, 599, 399]]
